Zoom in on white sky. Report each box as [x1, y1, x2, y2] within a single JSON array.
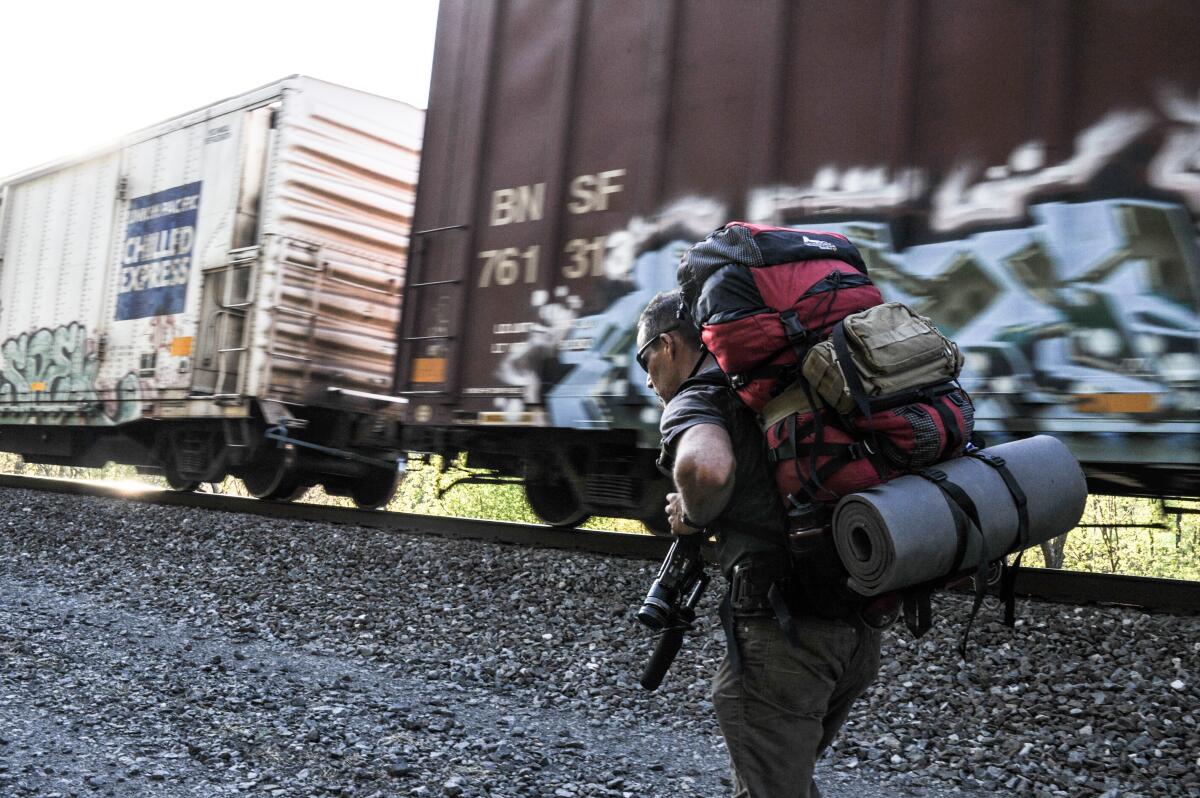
[[0, 0, 440, 179]]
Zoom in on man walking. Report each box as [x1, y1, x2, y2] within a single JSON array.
[[637, 289, 882, 798]]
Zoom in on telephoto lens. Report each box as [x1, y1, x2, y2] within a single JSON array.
[[636, 536, 704, 630], [637, 585, 674, 630]]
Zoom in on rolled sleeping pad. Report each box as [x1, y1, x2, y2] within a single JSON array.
[[832, 435, 1087, 596]]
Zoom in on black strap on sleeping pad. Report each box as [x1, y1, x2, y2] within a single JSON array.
[[967, 450, 1030, 626], [916, 468, 991, 659], [832, 321, 872, 419], [918, 468, 979, 573]]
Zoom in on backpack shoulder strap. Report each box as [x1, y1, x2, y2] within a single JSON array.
[[676, 365, 730, 393]]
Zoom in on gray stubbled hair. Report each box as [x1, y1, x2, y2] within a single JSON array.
[[639, 289, 703, 351]]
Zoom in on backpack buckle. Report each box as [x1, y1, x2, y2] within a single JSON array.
[[970, 450, 1006, 468], [778, 310, 808, 345], [848, 440, 876, 460]]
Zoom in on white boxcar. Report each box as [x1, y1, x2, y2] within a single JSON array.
[[0, 76, 422, 506]]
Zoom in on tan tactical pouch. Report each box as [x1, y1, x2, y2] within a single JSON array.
[[801, 302, 963, 414], [759, 381, 813, 430]]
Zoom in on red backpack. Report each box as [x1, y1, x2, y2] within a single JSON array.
[[677, 222, 974, 505]]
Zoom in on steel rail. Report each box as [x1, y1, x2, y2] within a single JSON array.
[[1, 473, 1197, 615], [0, 473, 668, 560]]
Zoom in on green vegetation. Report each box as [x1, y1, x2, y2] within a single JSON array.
[[0, 453, 647, 533], [1019, 494, 1200, 581], [2, 453, 1196, 578]]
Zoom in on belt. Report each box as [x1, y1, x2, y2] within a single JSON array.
[[728, 557, 793, 613]]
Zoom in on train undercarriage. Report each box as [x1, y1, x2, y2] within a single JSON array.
[[0, 402, 405, 510], [399, 425, 673, 531], [3, 411, 1196, 530]]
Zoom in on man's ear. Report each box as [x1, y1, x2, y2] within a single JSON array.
[[661, 331, 676, 363]]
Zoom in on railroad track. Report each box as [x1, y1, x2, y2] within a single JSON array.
[[1, 472, 1197, 615]]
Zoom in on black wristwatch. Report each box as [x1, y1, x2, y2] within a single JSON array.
[[681, 513, 707, 530]]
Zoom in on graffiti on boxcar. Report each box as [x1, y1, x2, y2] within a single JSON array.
[[489, 94, 1200, 447], [747, 167, 925, 222], [599, 197, 728, 281], [749, 93, 1200, 231], [0, 323, 141, 425], [512, 207, 1197, 438], [1149, 89, 1200, 215], [820, 199, 1200, 434], [492, 197, 725, 421], [929, 109, 1156, 232], [498, 202, 1200, 439]]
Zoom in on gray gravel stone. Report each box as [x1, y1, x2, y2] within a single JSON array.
[[0, 486, 1194, 797]]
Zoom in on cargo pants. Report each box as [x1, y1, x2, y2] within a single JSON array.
[[712, 613, 882, 798]]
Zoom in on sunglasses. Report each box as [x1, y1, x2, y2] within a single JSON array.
[[636, 325, 677, 372]]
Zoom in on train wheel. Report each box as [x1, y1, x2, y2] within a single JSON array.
[[242, 446, 304, 501], [165, 467, 200, 493], [349, 468, 400, 510], [525, 478, 590, 528], [263, 478, 307, 502]]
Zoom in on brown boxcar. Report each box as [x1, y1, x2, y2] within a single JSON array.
[[398, 0, 1200, 525]]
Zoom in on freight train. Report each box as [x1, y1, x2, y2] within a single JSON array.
[[3, 2, 1199, 527], [0, 77, 422, 508]]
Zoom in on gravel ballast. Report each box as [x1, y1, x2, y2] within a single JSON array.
[[0, 486, 1196, 797]]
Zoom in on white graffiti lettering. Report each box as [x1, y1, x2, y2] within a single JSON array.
[[602, 196, 727, 280], [930, 109, 1155, 232], [1148, 88, 1200, 216], [747, 167, 925, 224]]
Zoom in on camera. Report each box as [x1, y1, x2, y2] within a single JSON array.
[[636, 535, 710, 691], [637, 535, 708, 630]]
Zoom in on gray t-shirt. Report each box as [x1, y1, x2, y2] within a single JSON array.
[[658, 365, 789, 578]]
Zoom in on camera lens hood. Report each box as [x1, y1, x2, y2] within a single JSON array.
[[636, 596, 673, 630]]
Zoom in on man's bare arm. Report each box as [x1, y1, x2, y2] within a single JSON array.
[[666, 423, 736, 534]]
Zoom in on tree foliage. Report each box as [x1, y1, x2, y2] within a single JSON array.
[[1019, 494, 1200, 580]]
